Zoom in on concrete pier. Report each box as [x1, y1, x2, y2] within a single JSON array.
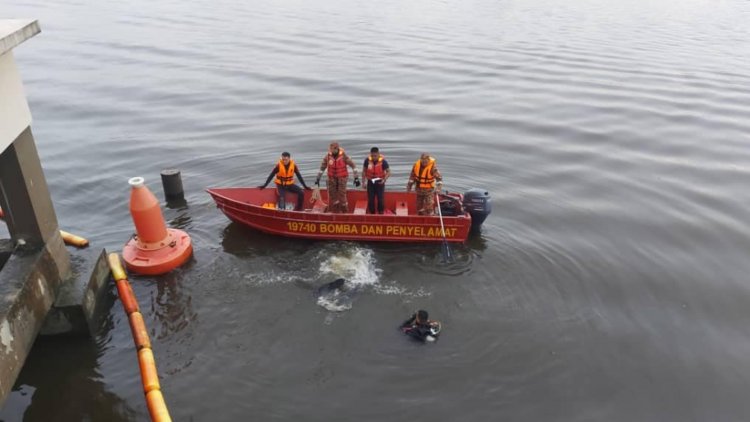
[[39, 249, 112, 337], [0, 19, 72, 405]]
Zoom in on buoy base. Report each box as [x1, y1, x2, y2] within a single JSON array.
[[123, 228, 192, 275]]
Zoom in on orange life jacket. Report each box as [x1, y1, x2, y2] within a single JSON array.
[[413, 157, 436, 189], [365, 154, 385, 179], [275, 159, 296, 185], [327, 147, 348, 178]]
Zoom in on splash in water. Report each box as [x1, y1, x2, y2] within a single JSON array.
[[316, 247, 380, 311], [318, 247, 381, 287]]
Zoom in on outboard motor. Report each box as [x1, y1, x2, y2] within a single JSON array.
[[462, 188, 491, 230]]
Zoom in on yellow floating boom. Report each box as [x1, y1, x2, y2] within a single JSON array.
[[108, 253, 172, 422]]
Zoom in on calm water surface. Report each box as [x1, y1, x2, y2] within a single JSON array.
[[2, 0, 750, 420]]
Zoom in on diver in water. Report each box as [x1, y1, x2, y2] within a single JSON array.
[[400, 309, 441, 342]]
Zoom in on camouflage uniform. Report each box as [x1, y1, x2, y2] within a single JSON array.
[[327, 176, 350, 213], [319, 144, 358, 213], [408, 156, 442, 216], [416, 187, 436, 215]]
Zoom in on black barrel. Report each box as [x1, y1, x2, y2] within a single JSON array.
[[160, 168, 184, 201]]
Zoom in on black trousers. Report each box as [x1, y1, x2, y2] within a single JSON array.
[[277, 184, 304, 210], [367, 180, 385, 214]]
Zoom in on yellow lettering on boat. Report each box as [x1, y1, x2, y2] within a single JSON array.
[[287, 222, 459, 238], [316, 223, 359, 235], [287, 222, 318, 233], [360, 224, 382, 235]]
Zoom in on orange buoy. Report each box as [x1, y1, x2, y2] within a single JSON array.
[[0, 207, 4, 219], [122, 177, 192, 275]]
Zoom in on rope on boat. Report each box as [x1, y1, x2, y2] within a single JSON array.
[[310, 186, 322, 203], [107, 252, 172, 422]]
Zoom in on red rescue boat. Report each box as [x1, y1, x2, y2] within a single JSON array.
[[206, 187, 491, 243]]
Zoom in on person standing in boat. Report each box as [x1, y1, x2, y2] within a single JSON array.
[[315, 141, 360, 213], [363, 147, 391, 214], [407, 153, 443, 215], [258, 151, 311, 211]]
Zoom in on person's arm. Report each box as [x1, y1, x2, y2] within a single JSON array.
[[383, 160, 391, 183], [400, 313, 416, 329], [362, 158, 370, 182], [406, 166, 416, 192], [404, 324, 430, 341], [345, 154, 359, 179], [295, 166, 310, 189], [259, 165, 279, 189], [316, 156, 328, 185], [344, 154, 360, 186], [433, 166, 443, 191]]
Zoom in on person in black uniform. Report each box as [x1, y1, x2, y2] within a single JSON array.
[[258, 152, 311, 211], [400, 309, 441, 342], [362, 147, 391, 214]]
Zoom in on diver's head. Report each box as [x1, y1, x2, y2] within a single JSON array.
[[416, 309, 429, 323]]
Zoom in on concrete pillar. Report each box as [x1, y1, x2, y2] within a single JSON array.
[[0, 242, 68, 402], [0, 128, 64, 250], [0, 19, 72, 406], [0, 21, 37, 153]]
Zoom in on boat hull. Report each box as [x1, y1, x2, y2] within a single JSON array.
[[207, 187, 472, 243]]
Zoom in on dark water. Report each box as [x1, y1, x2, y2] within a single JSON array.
[[2, 0, 750, 420]]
